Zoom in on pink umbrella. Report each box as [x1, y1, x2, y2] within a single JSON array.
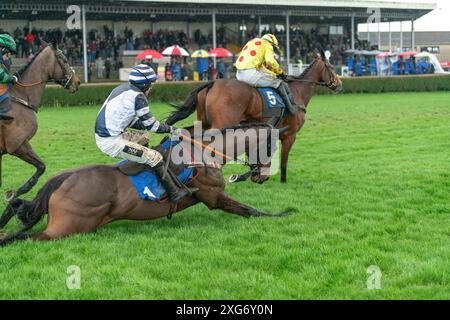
[[376, 52, 392, 58], [377, 52, 392, 58], [209, 47, 234, 58], [399, 51, 418, 57], [162, 45, 190, 57], [134, 49, 164, 60]]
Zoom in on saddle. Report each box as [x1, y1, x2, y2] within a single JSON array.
[[117, 161, 153, 176], [0, 97, 11, 113], [256, 87, 288, 127], [115, 137, 197, 202], [116, 137, 184, 176]]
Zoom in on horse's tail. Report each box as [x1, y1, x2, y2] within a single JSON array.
[[0, 171, 72, 247], [16, 171, 73, 231], [166, 81, 215, 125]]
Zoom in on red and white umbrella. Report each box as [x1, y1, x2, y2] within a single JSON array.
[[209, 47, 234, 58], [135, 49, 164, 60], [162, 45, 190, 57]]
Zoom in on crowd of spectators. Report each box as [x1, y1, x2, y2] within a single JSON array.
[[2, 25, 218, 65], [256, 26, 355, 66], [346, 55, 435, 77], [2, 24, 386, 82], [2, 24, 358, 67]]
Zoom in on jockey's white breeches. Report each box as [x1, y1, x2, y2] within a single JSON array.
[[236, 68, 281, 88], [95, 134, 163, 167]]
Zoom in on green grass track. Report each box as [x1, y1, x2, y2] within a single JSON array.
[[0, 91, 449, 299]]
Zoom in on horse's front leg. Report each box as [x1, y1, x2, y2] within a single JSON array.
[[213, 192, 291, 218], [7, 141, 46, 201]]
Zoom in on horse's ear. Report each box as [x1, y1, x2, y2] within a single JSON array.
[[320, 49, 326, 60], [51, 38, 58, 50], [40, 40, 48, 50]]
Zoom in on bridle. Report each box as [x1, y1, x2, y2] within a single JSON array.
[[286, 58, 340, 91], [16, 46, 75, 89], [53, 49, 76, 89]]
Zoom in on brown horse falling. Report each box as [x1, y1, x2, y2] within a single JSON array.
[[0, 125, 292, 246], [0, 43, 81, 201], [166, 51, 342, 183]]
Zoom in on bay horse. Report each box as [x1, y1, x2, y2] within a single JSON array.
[[166, 50, 342, 183], [0, 124, 292, 246], [0, 42, 81, 201]]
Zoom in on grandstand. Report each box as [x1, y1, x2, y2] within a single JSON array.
[[0, 0, 436, 82]]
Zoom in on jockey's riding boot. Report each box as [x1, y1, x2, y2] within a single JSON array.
[[278, 82, 303, 115], [0, 102, 14, 121], [154, 162, 198, 203]]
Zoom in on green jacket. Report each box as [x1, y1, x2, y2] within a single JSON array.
[[0, 58, 12, 84], [0, 58, 12, 99]]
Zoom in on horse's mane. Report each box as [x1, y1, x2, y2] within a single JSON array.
[[287, 59, 318, 81], [16, 44, 51, 77]]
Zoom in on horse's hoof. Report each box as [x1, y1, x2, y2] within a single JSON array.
[[4, 191, 16, 203], [228, 174, 239, 183]]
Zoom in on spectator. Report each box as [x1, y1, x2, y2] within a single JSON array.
[[105, 57, 111, 79], [356, 58, 363, 77], [346, 55, 355, 76], [171, 61, 182, 81], [25, 30, 35, 54], [165, 62, 172, 81], [96, 56, 104, 79], [370, 56, 377, 76], [196, 58, 209, 80], [216, 59, 227, 79]]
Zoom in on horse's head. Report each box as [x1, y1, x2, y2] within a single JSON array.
[[45, 41, 81, 93], [314, 49, 343, 93]]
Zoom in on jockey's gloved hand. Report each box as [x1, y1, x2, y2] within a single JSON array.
[[8, 75, 18, 84], [170, 128, 185, 141], [278, 73, 288, 81]]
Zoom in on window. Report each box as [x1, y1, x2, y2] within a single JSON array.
[[329, 26, 344, 35], [420, 46, 440, 54]]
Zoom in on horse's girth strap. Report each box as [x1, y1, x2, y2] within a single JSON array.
[[11, 96, 37, 112]]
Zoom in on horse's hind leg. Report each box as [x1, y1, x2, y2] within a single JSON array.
[[0, 203, 17, 229], [10, 141, 46, 199]]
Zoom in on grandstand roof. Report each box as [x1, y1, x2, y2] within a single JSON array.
[[124, 0, 436, 11], [0, 0, 436, 21]]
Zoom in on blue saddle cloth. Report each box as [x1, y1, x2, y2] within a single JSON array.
[[123, 139, 195, 202], [257, 87, 286, 110]]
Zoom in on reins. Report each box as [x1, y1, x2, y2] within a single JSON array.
[[286, 59, 339, 89], [178, 123, 276, 168], [16, 80, 45, 88]]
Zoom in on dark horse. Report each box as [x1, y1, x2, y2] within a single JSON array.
[[166, 50, 342, 183], [0, 42, 81, 201], [0, 125, 292, 246]]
